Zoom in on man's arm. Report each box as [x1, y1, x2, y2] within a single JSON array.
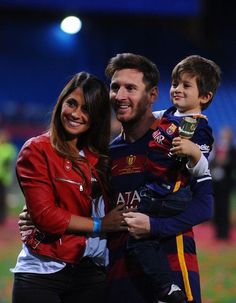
[[124, 178, 213, 239]]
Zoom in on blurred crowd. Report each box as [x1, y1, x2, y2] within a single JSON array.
[[0, 123, 236, 242], [0, 129, 17, 224], [210, 126, 236, 240]]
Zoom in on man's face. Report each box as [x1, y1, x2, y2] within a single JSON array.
[[109, 68, 154, 124]]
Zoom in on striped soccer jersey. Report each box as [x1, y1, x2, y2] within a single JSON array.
[[106, 107, 214, 303]]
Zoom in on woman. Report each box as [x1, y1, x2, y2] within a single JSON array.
[[12, 72, 125, 303]]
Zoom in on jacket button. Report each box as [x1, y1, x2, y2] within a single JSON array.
[[64, 160, 72, 171]]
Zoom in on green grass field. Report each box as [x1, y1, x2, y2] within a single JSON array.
[[197, 192, 236, 303], [0, 238, 21, 303], [0, 193, 236, 303], [199, 248, 236, 303]]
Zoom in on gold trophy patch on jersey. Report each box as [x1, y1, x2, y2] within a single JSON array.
[[126, 155, 136, 166]]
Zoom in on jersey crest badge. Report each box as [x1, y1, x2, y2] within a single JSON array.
[[166, 123, 177, 135]]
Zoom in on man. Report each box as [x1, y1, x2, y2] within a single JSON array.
[[105, 53, 213, 303], [19, 53, 213, 303]]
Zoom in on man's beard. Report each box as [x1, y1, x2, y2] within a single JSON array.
[[115, 95, 149, 126]]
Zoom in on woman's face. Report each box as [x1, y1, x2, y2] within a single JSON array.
[[61, 87, 90, 144]]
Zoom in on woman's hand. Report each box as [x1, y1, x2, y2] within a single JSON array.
[[101, 203, 128, 232], [18, 206, 35, 241], [18, 206, 35, 231], [123, 212, 151, 239]]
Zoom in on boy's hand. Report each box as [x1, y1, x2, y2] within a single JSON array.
[[170, 137, 201, 167]]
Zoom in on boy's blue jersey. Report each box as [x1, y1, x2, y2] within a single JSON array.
[[106, 108, 214, 303], [146, 106, 214, 195]]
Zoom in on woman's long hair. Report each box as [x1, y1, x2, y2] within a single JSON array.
[[50, 72, 111, 195]]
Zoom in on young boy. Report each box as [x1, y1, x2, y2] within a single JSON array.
[[126, 55, 221, 302]]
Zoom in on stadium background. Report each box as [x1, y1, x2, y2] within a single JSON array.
[[0, 1, 236, 302]]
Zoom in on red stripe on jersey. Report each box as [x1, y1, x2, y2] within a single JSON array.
[[111, 155, 146, 176], [182, 230, 194, 237], [146, 158, 179, 181], [168, 253, 199, 272], [107, 258, 142, 280]]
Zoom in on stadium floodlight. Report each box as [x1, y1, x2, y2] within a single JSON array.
[[60, 16, 82, 34]]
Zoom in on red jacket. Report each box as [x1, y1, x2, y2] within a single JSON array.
[[16, 132, 106, 263]]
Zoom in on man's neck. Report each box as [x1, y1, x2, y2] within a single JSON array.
[[122, 114, 155, 143]]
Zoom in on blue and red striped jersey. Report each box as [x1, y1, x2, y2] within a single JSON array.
[[106, 108, 214, 303]]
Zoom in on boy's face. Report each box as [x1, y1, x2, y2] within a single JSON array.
[[109, 68, 156, 124], [170, 72, 208, 114]]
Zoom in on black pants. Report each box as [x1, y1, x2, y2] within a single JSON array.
[[127, 236, 172, 295], [12, 258, 106, 303], [127, 187, 192, 295]]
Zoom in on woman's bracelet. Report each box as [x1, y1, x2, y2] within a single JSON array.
[[93, 218, 102, 233]]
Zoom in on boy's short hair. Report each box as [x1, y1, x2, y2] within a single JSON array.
[[172, 55, 221, 110], [105, 53, 160, 91]]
